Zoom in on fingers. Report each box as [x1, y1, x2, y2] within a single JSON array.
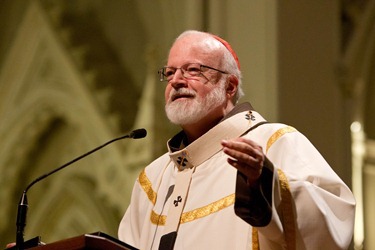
[[221, 137, 264, 184], [221, 138, 264, 166], [6, 243, 16, 248]]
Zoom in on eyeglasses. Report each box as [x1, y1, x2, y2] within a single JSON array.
[[158, 63, 228, 82]]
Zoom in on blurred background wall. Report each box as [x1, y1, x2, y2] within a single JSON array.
[[0, 0, 374, 249]]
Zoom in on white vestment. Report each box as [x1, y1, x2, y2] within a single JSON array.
[[118, 107, 355, 250]]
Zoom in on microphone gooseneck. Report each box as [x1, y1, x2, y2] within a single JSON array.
[[15, 128, 147, 249]]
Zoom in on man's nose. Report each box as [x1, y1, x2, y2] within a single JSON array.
[[169, 69, 187, 88]]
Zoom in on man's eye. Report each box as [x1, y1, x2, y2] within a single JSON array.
[[165, 69, 175, 76], [186, 66, 201, 74]]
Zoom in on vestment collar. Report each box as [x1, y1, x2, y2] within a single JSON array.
[[167, 103, 266, 171]]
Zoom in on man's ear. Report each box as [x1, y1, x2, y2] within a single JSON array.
[[226, 75, 239, 98]]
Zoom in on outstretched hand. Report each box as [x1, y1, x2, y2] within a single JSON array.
[[221, 137, 264, 186]]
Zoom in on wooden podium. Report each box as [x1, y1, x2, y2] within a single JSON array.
[[25, 232, 138, 250]]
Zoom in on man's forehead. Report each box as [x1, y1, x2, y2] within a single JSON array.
[[168, 37, 222, 65]]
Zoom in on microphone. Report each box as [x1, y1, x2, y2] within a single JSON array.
[[15, 128, 147, 249], [129, 128, 147, 139]]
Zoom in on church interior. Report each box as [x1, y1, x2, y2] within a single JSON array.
[[0, 0, 374, 249]]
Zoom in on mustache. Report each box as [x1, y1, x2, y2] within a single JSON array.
[[168, 88, 197, 101]]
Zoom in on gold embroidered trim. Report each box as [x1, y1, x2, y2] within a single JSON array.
[[277, 168, 296, 250], [252, 228, 259, 250], [139, 169, 157, 205], [150, 194, 235, 225], [266, 126, 296, 153], [150, 209, 166, 225]]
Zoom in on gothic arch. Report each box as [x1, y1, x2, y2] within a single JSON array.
[[0, 1, 140, 243]]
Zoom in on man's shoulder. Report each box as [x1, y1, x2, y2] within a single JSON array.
[[144, 152, 171, 171], [243, 122, 300, 144], [264, 122, 296, 130], [251, 122, 297, 133], [137, 152, 172, 184]]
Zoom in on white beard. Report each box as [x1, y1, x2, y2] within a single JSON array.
[[165, 81, 226, 125]]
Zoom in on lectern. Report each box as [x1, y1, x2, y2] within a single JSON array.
[[20, 232, 137, 250]]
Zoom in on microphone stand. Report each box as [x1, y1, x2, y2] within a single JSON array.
[[14, 129, 146, 249]]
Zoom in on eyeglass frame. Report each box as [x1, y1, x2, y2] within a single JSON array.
[[158, 63, 228, 82]]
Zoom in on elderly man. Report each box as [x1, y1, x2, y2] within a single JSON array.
[[118, 30, 355, 249]]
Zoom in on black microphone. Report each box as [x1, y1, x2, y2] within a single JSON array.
[[15, 128, 147, 249], [129, 128, 147, 139]]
